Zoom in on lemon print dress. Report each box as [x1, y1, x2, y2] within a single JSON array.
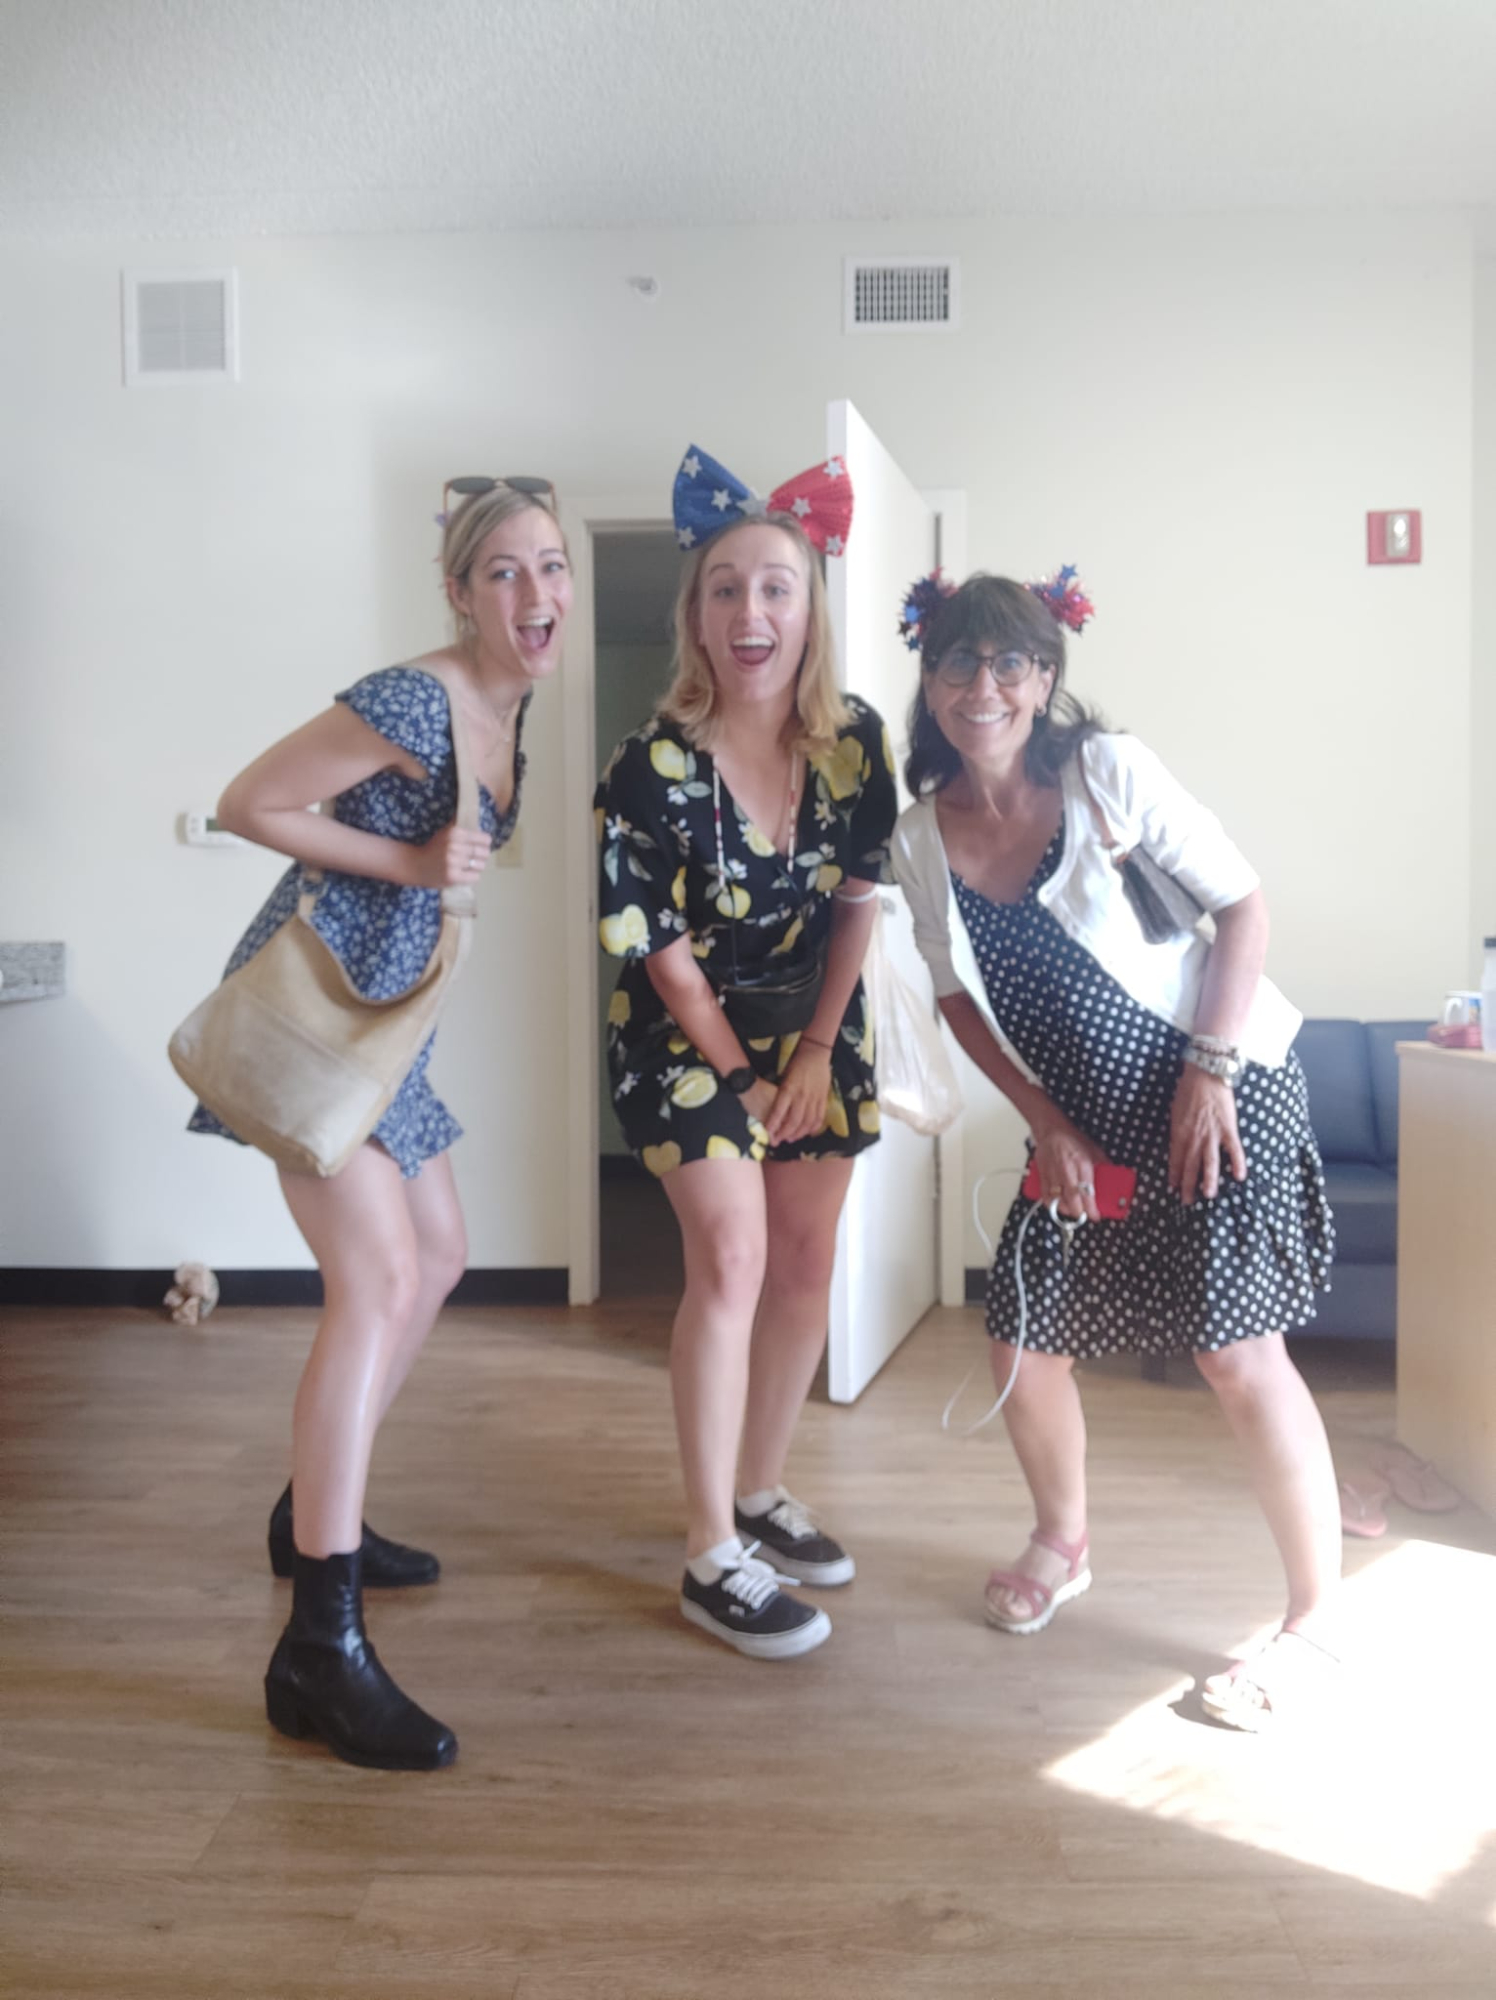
[[595, 697, 897, 1175]]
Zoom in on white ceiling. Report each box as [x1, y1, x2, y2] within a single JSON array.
[[3, 0, 1494, 240]]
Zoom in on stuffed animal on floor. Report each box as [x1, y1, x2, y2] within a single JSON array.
[[164, 1261, 220, 1327]]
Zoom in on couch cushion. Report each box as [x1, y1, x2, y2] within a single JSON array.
[[1322, 1161, 1399, 1264], [1293, 1019, 1378, 1164], [1365, 1019, 1435, 1167]]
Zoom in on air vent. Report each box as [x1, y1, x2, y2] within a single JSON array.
[[844, 258, 958, 333], [122, 270, 239, 385]]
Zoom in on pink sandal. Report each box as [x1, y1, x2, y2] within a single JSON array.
[[984, 1530, 1092, 1636], [1371, 1445, 1461, 1514], [1338, 1473, 1390, 1539]]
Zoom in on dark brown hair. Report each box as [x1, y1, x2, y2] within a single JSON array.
[[904, 573, 1103, 795]]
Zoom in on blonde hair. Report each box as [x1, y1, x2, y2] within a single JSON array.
[[440, 485, 567, 636], [658, 513, 849, 756]]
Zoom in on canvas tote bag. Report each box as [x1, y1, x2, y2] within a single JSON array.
[[168, 665, 480, 1178]]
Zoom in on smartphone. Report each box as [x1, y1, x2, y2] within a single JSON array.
[[1021, 1156, 1137, 1219]]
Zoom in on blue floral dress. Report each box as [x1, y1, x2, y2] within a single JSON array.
[[594, 698, 897, 1175], [188, 666, 523, 1178]]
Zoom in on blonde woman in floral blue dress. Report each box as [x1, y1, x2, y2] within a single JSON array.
[[192, 480, 570, 1767], [597, 464, 895, 1662]]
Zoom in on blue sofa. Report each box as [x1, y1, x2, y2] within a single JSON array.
[[1291, 1018, 1430, 1342]]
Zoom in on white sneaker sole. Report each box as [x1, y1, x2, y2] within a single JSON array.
[[759, 1549, 856, 1587], [984, 1567, 1092, 1636], [680, 1597, 833, 1660]]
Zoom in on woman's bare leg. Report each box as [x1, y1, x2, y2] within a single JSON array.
[[277, 1144, 424, 1557], [661, 1158, 768, 1557], [737, 1157, 855, 1496], [988, 1343, 1090, 1621], [1194, 1333, 1341, 1634]]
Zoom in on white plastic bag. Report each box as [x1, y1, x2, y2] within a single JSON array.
[[862, 900, 964, 1137]]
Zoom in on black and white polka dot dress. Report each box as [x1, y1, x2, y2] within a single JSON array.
[[955, 821, 1334, 1358]]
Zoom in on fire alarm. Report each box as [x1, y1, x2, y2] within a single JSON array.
[[1366, 510, 1421, 564]]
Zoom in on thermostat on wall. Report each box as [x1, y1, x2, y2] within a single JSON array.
[[181, 811, 247, 848]]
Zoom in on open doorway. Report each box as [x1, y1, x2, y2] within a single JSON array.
[[593, 527, 684, 1300]]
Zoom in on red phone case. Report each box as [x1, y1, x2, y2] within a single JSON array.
[[1021, 1157, 1136, 1218]]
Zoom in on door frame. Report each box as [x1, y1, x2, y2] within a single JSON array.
[[561, 485, 967, 1309]]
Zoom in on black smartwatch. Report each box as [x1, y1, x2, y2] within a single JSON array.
[[724, 1066, 757, 1096]]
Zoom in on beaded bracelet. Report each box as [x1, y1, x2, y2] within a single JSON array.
[[1189, 1032, 1240, 1057], [1182, 1042, 1242, 1084]]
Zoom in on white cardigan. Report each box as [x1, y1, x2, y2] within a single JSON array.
[[890, 733, 1301, 1069]]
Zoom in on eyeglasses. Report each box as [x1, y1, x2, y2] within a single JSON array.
[[441, 474, 557, 520], [934, 647, 1043, 689]]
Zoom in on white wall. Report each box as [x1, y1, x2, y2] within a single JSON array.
[[0, 211, 1475, 1271], [1473, 253, 1496, 970]]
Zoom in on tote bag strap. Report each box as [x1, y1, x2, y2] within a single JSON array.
[[298, 662, 482, 922]]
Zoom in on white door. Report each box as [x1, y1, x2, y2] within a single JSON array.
[[825, 400, 940, 1402]]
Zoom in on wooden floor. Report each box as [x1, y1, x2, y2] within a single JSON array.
[[3, 1301, 1495, 1999]]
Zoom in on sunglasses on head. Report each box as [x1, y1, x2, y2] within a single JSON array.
[[441, 474, 557, 521]]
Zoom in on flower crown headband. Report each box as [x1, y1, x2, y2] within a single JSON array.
[[897, 563, 1095, 652]]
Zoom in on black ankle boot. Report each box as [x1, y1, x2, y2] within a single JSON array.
[[264, 1548, 457, 1770], [268, 1483, 441, 1587]]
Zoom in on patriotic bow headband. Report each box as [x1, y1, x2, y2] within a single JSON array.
[[897, 563, 1095, 651], [672, 444, 854, 557]]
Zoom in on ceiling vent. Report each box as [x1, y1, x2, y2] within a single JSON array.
[[122, 270, 239, 385], [844, 257, 959, 334]]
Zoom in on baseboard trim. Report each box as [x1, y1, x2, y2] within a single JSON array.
[[0, 1267, 569, 1309]]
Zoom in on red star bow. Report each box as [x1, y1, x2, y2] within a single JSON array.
[[766, 456, 855, 556]]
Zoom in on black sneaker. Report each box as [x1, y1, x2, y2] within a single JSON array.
[[734, 1490, 856, 1586], [680, 1548, 832, 1660]]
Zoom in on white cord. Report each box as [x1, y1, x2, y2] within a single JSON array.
[[941, 1169, 1085, 1436]]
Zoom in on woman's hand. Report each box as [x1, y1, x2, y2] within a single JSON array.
[[1029, 1111, 1107, 1223], [740, 1077, 780, 1135], [1169, 1065, 1247, 1205], [403, 825, 494, 889], [766, 1041, 833, 1146]]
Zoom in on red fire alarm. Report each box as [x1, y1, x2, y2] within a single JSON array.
[[1366, 510, 1421, 564]]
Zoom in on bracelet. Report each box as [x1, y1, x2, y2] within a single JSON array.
[[833, 882, 880, 904], [1182, 1042, 1242, 1084], [1189, 1033, 1240, 1057], [799, 1033, 836, 1052]]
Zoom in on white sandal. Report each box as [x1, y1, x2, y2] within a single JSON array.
[[1201, 1627, 1339, 1732]]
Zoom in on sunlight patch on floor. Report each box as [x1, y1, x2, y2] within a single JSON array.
[[1043, 1539, 1496, 1906]]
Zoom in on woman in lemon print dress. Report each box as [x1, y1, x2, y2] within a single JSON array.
[[595, 446, 896, 1661]]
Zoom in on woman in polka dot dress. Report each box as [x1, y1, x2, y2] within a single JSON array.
[[190, 479, 571, 1768], [596, 497, 895, 1663], [891, 572, 1339, 1731]]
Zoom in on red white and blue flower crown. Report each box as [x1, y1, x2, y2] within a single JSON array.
[[897, 562, 1095, 651]]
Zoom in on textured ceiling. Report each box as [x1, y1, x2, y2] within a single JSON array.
[[3, 0, 1495, 239]]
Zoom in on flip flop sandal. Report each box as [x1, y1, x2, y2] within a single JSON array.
[[1338, 1473, 1390, 1539], [1371, 1445, 1461, 1514], [1201, 1627, 1340, 1733]]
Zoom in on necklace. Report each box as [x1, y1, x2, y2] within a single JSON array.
[[711, 751, 799, 866], [712, 755, 805, 986]]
